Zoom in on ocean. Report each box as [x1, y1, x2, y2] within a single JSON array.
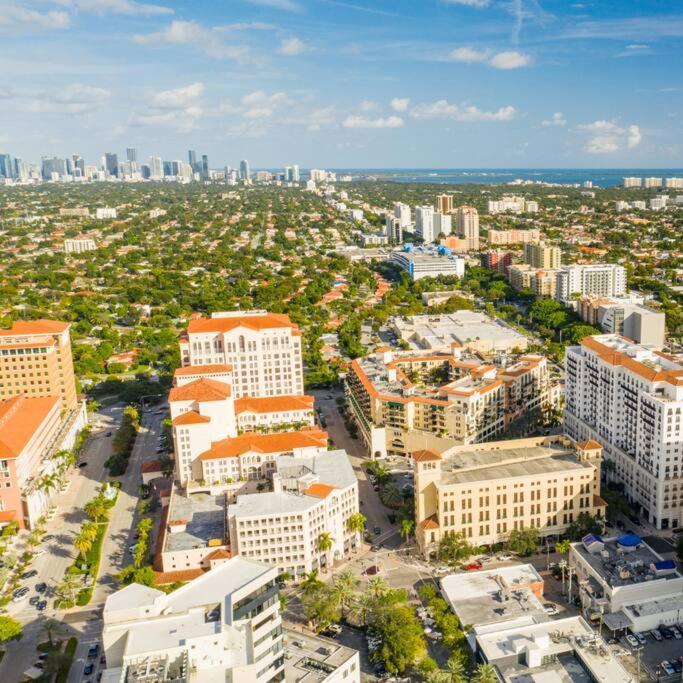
[[329, 168, 683, 188]]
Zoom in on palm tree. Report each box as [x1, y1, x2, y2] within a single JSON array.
[[442, 655, 468, 683], [400, 518, 415, 544], [352, 590, 375, 627], [331, 570, 358, 619], [81, 521, 98, 543], [473, 663, 498, 683], [556, 539, 571, 555], [345, 512, 366, 552], [367, 576, 389, 599], [300, 569, 323, 594], [56, 573, 83, 605], [84, 498, 107, 522], [42, 618, 62, 647], [317, 532, 334, 573], [73, 531, 93, 563]]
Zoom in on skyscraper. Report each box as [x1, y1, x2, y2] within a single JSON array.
[[41, 156, 67, 179], [201, 154, 208, 179], [188, 149, 197, 172], [292, 164, 300, 182], [104, 152, 118, 177], [455, 206, 480, 250], [13, 158, 28, 179], [415, 206, 435, 243], [240, 159, 250, 180], [149, 156, 163, 180], [126, 147, 137, 163], [0, 154, 13, 179]]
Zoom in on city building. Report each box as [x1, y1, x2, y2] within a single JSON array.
[[345, 348, 552, 457], [178, 311, 304, 399], [412, 435, 606, 556], [473, 616, 632, 683], [64, 237, 97, 254], [0, 395, 87, 529], [623, 177, 642, 188], [104, 152, 118, 177], [507, 264, 534, 292], [59, 207, 90, 218], [455, 206, 479, 250], [282, 630, 359, 683], [523, 242, 561, 270], [664, 177, 683, 189], [487, 197, 538, 215], [389, 249, 465, 281], [564, 335, 683, 529], [0, 319, 79, 411], [148, 156, 163, 180], [96, 207, 117, 220], [649, 196, 667, 210], [555, 264, 626, 306], [415, 206, 436, 243], [481, 250, 513, 274], [384, 214, 403, 244], [531, 270, 558, 299], [433, 211, 452, 237], [239, 160, 250, 180], [436, 194, 454, 214], [644, 177, 662, 188], [101, 557, 286, 683], [487, 229, 541, 245], [570, 532, 683, 632], [393, 202, 411, 228], [391, 311, 528, 354]]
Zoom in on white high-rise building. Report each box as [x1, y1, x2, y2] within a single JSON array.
[[623, 177, 642, 188], [292, 164, 300, 182], [665, 177, 683, 189], [179, 311, 304, 398], [433, 212, 452, 237], [385, 214, 403, 244], [455, 206, 480, 250], [555, 264, 626, 306], [565, 335, 683, 529], [393, 202, 411, 228], [415, 205, 435, 242], [650, 196, 668, 210], [239, 159, 250, 180], [148, 156, 163, 180], [644, 177, 662, 188], [101, 558, 286, 683]]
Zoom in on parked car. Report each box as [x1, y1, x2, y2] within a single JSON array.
[[660, 626, 673, 640], [650, 629, 663, 641], [365, 565, 381, 576], [322, 624, 342, 636], [543, 603, 558, 616], [12, 587, 29, 601], [463, 562, 483, 571], [41, 534, 54, 542], [370, 545, 382, 552], [78, 462, 88, 468], [662, 661, 675, 676], [36, 600, 47, 611], [625, 634, 638, 648], [497, 553, 513, 561], [634, 632, 647, 645], [105, 431, 112, 437], [87, 643, 100, 658], [21, 569, 38, 580], [29, 596, 39, 606], [670, 625, 682, 640], [373, 526, 381, 535], [84, 663, 94, 676]]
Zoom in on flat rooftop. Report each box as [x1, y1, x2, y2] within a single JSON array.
[[440, 442, 587, 486], [393, 311, 527, 350], [572, 536, 680, 588], [441, 565, 545, 627], [477, 617, 633, 683], [283, 629, 358, 683], [165, 490, 226, 552]]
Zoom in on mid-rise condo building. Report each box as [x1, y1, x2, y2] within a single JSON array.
[[555, 264, 626, 306]]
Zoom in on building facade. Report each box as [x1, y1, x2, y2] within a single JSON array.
[[555, 264, 626, 306], [523, 243, 561, 270]]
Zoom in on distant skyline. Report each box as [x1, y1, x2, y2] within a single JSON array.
[[1, 0, 682, 167]]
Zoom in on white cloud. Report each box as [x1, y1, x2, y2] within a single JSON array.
[[22, 83, 111, 114], [489, 51, 531, 69], [277, 37, 306, 55], [359, 100, 379, 112], [0, 4, 70, 32], [411, 99, 516, 122], [542, 112, 566, 127], [133, 20, 256, 63], [443, 0, 489, 6], [390, 97, 410, 112], [152, 82, 204, 109], [245, 0, 302, 11], [132, 82, 204, 131], [449, 47, 489, 63], [578, 119, 642, 154], [448, 47, 531, 69], [52, 0, 172, 15], [284, 106, 338, 131], [342, 115, 404, 129], [627, 124, 641, 148]]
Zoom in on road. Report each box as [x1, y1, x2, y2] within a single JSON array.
[[0, 405, 165, 683]]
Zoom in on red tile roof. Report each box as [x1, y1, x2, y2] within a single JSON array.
[[169, 378, 231, 403], [141, 460, 162, 474], [304, 483, 336, 499], [199, 428, 327, 460], [412, 450, 442, 463], [174, 364, 232, 377], [235, 394, 314, 415], [187, 313, 298, 334], [0, 396, 60, 458], [419, 514, 440, 530], [577, 439, 602, 450], [172, 411, 211, 426], [0, 319, 70, 336]]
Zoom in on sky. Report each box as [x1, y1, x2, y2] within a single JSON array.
[[0, 0, 682, 169]]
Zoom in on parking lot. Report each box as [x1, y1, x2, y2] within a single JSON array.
[[620, 627, 683, 680]]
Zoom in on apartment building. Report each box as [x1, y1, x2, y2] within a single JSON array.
[[532, 270, 558, 299], [179, 311, 304, 399], [389, 250, 465, 281], [413, 435, 606, 557], [101, 558, 286, 683], [393, 202, 411, 228], [455, 206, 479, 250], [64, 237, 97, 254], [555, 264, 626, 306], [487, 229, 541, 245], [487, 197, 538, 215], [436, 194, 454, 214], [345, 348, 554, 458], [564, 335, 683, 529], [433, 212, 452, 236], [623, 177, 642, 188], [0, 319, 78, 411], [523, 242, 561, 270], [644, 177, 662, 188], [481, 250, 513, 275], [0, 395, 87, 529], [415, 206, 436, 242]]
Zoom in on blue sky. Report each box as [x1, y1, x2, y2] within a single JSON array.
[[0, 0, 682, 168]]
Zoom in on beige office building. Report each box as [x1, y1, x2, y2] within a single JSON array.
[[523, 243, 561, 270], [455, 206, 480, 250], [0, 319, 78, 412], [413, 435, 606, 557], [436, 194, 454, 214]]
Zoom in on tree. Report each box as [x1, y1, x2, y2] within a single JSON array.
[[73, 530, 93, 563], [505, 527, 539, 557], [84, 498, 108, 522], [118, 564, 156, 587], [0, 615, 22, 644], [566, 513, 603, 541], [372, 605, 426, 674], [300, 569, 324, 594], [317, 532, 334, 572], [473, 663, 498, 683], [556, 539, 571, 555], [331, 570, 358, 619], [42, 618, 62, 647], [45, 650, 73, 676], [346, 512, 366, 550], [438, 532, 474, 563], [81, 521, 98, 543], [400, 518, 415, 543], [301, 586, 341, 632], [56, 573, 82, 605]]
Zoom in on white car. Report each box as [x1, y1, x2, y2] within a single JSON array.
[[625, 634, 638, 648], [497, 553, 513, 561], [670, 625, 682, 639], [543, 603, 558, 616]]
